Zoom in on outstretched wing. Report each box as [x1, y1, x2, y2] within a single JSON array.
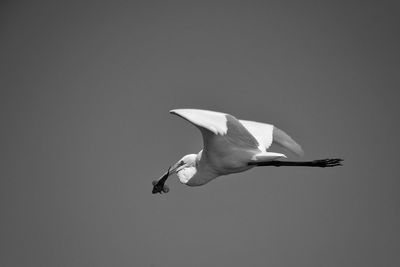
[[239, 120, 274, 151], [240, 120, 304, 157], [170, 109, 261, 156], [170, 109, 229, 135]]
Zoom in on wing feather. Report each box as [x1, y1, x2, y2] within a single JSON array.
[[170, 109, 261, 160], [239, 120, 274, 151], [170, 109, 228, 135], [240, 120, 304, 157]]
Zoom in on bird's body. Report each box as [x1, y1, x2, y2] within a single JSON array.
[[172, 110, 285, 186], [152, 109, 342, 194]]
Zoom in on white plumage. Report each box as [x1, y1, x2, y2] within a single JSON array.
[[152, 109, 342, 194], [239, 120, 274, 151]]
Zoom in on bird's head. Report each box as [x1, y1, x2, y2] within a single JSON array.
[[152, 154, 198, 194]]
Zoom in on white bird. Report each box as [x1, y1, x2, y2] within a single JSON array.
[[152, 109, 342, 194]]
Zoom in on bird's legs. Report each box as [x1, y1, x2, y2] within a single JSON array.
[[249, 158, 343, 168]]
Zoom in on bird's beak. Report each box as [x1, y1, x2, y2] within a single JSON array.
[[169, 160, 184, 174]]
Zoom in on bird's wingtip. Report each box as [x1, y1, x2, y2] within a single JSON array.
[[170, 109, 198, 116], [170, 109, 186, 115], [297, 148, 305, 158]]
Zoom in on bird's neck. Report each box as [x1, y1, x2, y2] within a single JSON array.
[[180, 150, 217, 186]]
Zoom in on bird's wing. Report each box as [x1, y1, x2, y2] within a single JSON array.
[[170, 109, 229, 135], [239, 120, 274, 151], [170, 109, 261, 154], [240, 120, 304, 157]]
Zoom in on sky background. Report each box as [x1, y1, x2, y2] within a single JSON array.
[[1, 0, 399, 266]]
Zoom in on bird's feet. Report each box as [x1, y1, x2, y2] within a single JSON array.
[[313, 158, 343, 167], [152, 180, 170, 194]]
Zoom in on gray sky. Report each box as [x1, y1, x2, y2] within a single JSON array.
[[1, 1, 399, 266]]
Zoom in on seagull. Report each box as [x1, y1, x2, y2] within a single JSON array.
[[152, 109, 343, 194]]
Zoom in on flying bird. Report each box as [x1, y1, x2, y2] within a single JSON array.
[[152, 109, 342, 194]]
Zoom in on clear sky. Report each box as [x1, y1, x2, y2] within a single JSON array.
[[1, 1, 399, 266]]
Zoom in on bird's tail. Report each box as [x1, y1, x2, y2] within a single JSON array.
[[273, 126, 304, 157]]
